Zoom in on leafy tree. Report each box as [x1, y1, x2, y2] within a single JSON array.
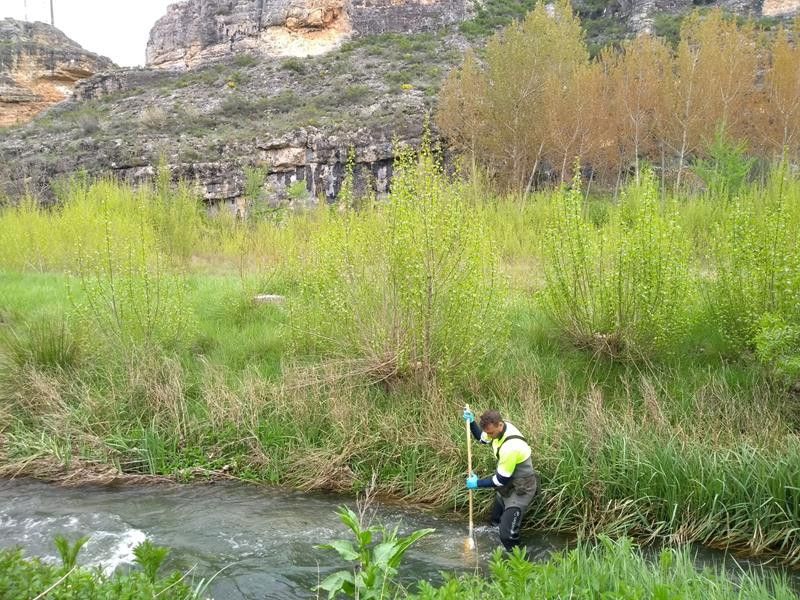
[[760, 21, 800, 159], [601, 35, 672, 185], [437, 0, 587, 191]]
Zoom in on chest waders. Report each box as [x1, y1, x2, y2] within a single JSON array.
[[490, 431, 539, 551]]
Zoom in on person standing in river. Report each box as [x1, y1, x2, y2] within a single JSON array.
[[462, 408, 539, 551]]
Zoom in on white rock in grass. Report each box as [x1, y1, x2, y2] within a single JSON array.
[[253, 294, 285, 305]]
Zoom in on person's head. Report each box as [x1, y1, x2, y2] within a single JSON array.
[[479, 410, 504, 439]]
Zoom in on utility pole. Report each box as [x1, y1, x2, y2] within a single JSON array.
[[50, 0, 54, 26]]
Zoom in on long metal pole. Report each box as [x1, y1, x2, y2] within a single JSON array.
[[464, 404, 475, 551], [50, 0, 54, 26]]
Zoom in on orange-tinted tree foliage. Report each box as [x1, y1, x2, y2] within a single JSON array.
[[437, 7, 795, 191]]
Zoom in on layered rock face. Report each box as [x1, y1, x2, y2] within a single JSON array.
[[762, 0, 800, 16], [146, 0, 466, 69], [0, 31, 447, 207], [0, 19, 115, 127]]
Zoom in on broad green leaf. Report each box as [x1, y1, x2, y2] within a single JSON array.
[[316, 540, 359, 561], [315, 570, 355, 600]]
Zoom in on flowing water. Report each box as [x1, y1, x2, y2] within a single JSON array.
[[0, 478, 795, 599]]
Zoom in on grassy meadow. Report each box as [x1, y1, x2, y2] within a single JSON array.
[[0, 149, 799, 574]]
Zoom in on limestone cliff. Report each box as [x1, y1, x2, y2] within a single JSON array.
[[0, 19, 115, 127], [762, 0, 800, 17], [0, 32, 456, 206], [146, 0, 467, 69], [1, 0, 799, 208]]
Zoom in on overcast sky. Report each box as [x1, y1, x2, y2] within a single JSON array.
[[1, 0, 176, 66]]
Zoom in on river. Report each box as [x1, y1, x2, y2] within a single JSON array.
[[0, 478, 795, 599]]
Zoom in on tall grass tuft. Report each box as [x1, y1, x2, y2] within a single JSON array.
[[0, 314, 81, 373]]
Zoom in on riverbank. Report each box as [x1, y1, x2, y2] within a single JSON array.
[[1, 160, 799, 567], [1, 478, 798, 600]]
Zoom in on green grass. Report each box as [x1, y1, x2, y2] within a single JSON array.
[[0, 170, 799, 566], [410, 537, 799, 599]]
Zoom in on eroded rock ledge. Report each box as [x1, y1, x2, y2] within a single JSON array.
[[146, 0, 467, 69], [0, 18, 115, 127]]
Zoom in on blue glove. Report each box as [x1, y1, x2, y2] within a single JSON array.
[[462, 408, 475, 423], [466, 474, 479, 490]]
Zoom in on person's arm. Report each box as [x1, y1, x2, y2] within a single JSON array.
[[463, 409, 490, 443], [469, 420, 490, 443], [475, 447, 519, 488]]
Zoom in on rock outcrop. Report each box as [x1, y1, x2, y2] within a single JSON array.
[[0, 32, 450, 207], [1, 0, 799, 208], [762, 0, 800, 16], [146, 0, 467, 69], [582, 0, 794, 35], [0, 19, 115, 127]]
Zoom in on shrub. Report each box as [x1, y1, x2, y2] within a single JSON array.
[[754, 313, 800, 388], [244, 165, 268, 205], [67, 181, 195, 353], [709, 164, 800, 353], [281, 57, 307, 74], [139, 106, 167, 129], [234, 53, 258, 68], [286, 180, 308, 202], [692, 127, 756, 199], [292, 139, 508, 388], [77, 111, 101, 135], [542, 167, 692, 358]]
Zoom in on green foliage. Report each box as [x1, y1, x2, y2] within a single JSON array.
[[410, 536, 799, 599], [281, 57, 307, 74], [693, 127, 756, 199], [132, 539, 170, 583], [233, 53, 258, 68], [542, 167, 692, 358], [653, 12, 685, 46], [459, 0, 537, 39], [266, 90, 300, 113], [3, 168, 800, 565], [244, 166, 267, 204], [336, 147, 375, 210], [0, 542, 200, 599], [315, 506, 434, 600], [709, 165, 800, 353], [286, 180, 308, 202], [754, 314, 800, 387], [53, 534, 89, 571], [66, 180, 195, 352], [0, 314, 81, 373], [151, 164, 205, 261], [338, 84, 371, 104], [293, 138, 508, 388]]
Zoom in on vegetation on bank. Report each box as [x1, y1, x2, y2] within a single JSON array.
[[319, 503, 799, 599], [6, 526, 797, 600], [0, 535, 203, 599], [410, 538, 800, 599], [0, 143, 799, 568]]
